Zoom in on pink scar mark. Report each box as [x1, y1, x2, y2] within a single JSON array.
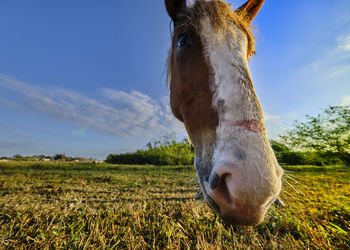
[[223, 119, 265, 133]]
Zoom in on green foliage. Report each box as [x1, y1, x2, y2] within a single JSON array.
[[0, 154, 97, 163], [53, 153, 68, 161], [11, 154, 36, 162], [270, 140, 346, 166], [280, 105, 350, 164], [106, 134, 194, 165], [270, 140, 290, 153], [13, 154, 22, 159]]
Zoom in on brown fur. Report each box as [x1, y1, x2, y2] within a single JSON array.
[[167, 0, 256, 145], [168, 24, 219, 145], [167, 0, 256, 83]]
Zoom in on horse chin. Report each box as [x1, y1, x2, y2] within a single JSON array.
[[218, 207, 267, 226], [202, 181, 276, 226]]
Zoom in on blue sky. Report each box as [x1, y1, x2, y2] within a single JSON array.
[[0, 0, 349, 159]]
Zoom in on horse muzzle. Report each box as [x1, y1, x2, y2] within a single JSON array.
[[203, 162, 283, 225]]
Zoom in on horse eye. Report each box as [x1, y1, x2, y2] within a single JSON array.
[[177, 34, 192, 49]]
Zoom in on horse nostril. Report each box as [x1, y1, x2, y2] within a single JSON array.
[[209, 172, 220, 190], [208, 172, 233, 205]]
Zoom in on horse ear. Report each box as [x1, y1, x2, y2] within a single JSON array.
[[235, 0, 265, 24], [165, 0, 186, 22]]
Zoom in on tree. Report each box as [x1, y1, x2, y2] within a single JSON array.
[[270, 140, 290, 153], [53, 153, 67, 161], [280, 105, 350, 164], [13, 154, 22, 159]]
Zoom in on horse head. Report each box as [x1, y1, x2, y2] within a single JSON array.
[[165, 0, 283, 225]]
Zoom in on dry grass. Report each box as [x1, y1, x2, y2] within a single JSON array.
[[0, 162, 349, 249]]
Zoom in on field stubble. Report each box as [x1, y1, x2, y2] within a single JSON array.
[[0, 162, 349, 249]]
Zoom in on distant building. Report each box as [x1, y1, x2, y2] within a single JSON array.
[[40, 158, 51, 162]]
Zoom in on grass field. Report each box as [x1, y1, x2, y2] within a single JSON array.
[[0, 161, 349, 249]]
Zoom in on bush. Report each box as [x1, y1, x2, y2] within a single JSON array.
[[270, 140, 345, 166], [106, 132, 347, 166], [280, 105, 350, 165], [53, 154, 73, 161], [106, 137, 194, 165]]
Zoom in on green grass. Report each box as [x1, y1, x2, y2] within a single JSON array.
[[0, 162, 349, 249]]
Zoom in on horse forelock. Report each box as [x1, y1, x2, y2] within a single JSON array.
[[166, 0, 256, 86]]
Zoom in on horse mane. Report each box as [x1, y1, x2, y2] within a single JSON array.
[[167, 0, 256, 86]]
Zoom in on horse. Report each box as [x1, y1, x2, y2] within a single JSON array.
[[165, 0, 283, 225]]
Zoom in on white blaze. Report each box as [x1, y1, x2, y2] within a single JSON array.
[[199, 16, 281, 203]]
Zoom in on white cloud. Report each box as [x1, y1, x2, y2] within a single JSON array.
[[296, 32, 350, 83], [0, 74, 184, 138], [338, 34, 350, 51], [264, 112, 296, 139], [72, 127, 87, 137], [0, 96, 18, 107], [339, 95, 350, 106]]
